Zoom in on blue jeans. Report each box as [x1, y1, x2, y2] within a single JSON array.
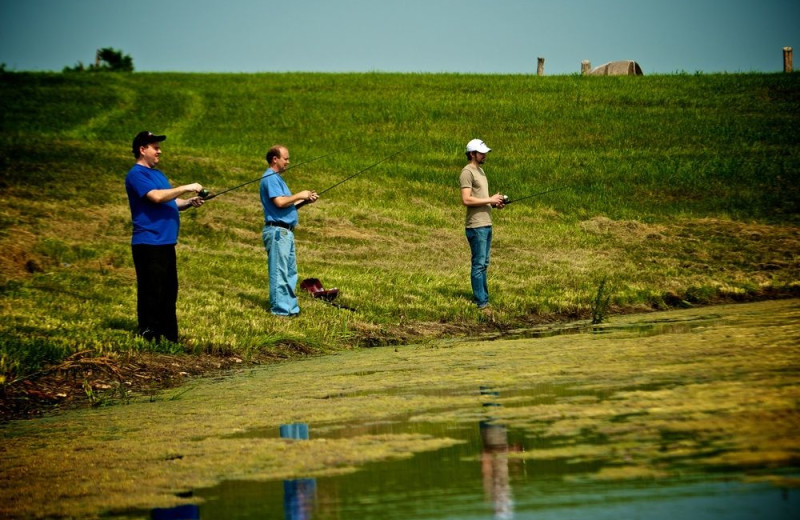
[[466, 226, 492, 307], [262, 226, 300, 315]]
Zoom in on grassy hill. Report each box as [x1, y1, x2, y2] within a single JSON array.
[[1, 71, 799, 387]]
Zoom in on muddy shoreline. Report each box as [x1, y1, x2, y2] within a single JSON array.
[[2, 291, 797, 422]]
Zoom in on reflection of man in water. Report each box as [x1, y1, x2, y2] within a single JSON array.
[[480, 421, 513, 519], [283, 478, 316, 520], [280, 423, 317, 520]]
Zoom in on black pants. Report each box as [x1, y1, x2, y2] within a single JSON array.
[[131, 244, 179, 343]]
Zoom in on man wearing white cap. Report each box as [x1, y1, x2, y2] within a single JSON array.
[[459, 139, 506, 310]]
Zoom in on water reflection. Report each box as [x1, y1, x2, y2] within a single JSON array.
[[480, 386, 523, 519], [279, 423, 310, 441], [150, 396, 798, 520], [151, 503, 200, 520], [280, 423, 317, 520], [283, 479, 316, 520]]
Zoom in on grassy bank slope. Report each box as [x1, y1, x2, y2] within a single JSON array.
[[1, 71, 799, 387]]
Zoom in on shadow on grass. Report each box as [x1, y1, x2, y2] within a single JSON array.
[[237, 291, 270, 311], [102, 317, 137, 332]]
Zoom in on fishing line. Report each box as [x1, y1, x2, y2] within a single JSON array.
[[199, 147, 350, 201], [503, 185, 571, 205], [296, 144, 414, 207]]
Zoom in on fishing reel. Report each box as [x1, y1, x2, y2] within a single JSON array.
[[199, 189, 211, 200]]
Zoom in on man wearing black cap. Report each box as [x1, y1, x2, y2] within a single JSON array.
[[125, 131, 205, 342]]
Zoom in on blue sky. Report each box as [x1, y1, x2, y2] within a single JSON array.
[[1, 0, 798, 75]]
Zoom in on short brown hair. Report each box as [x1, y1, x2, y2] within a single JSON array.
[[265, 145, 287, 165]]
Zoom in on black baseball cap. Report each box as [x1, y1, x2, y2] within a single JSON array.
[[132, 131, 166, 157]]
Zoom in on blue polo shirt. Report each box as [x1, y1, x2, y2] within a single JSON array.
[[259, 168, 299, 228], [125, 164, 180, 245]]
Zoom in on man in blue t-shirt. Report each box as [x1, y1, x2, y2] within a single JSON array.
[[125, 131, 205, 342], [260, 145, 318, 316]]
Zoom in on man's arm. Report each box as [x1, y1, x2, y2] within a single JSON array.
[[272, 190, 317, 208], [461, 187, 505, 208], [146, 183, 203, 204]]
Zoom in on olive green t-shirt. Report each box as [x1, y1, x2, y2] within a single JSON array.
[[459, 164, 492, 229]]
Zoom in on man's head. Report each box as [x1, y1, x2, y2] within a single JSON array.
[[465, 138, 491, 163], [132, 131, 166, 165], [266, 145, 290, 173]]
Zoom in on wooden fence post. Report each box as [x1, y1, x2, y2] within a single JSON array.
[[537, 57, 545, 76], [581, 60, 591, 75], [784, 47, 793, 73]]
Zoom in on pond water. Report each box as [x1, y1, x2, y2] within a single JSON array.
[[151, 396, 799, 520], [7, 300, 796, 520], [133, 301, 800, 519]]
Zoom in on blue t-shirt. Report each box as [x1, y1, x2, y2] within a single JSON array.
[[125, 164, 180, 245], [259, 168, 298, 228]]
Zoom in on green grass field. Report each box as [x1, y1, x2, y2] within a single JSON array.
[[1, 71, 798, 383]]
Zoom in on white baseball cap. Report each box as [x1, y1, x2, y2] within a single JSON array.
[[466, 139, 491, 154]]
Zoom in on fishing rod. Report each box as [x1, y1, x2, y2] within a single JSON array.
[[198, 148, 347, 201], [296, 144, 414, 208], [501, 185, 571, 205]]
